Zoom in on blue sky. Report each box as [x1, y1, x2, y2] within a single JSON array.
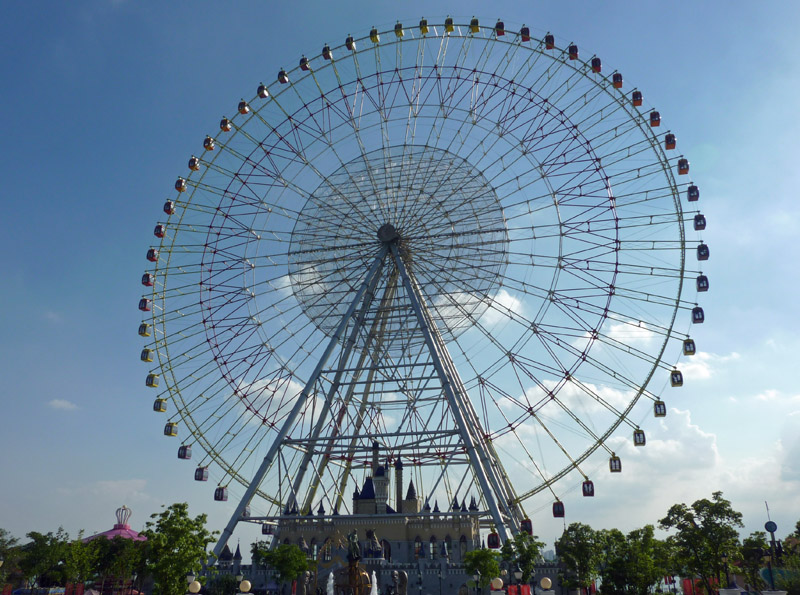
[[2, 0, 799, 553]]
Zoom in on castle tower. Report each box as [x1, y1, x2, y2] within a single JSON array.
[[374, 463, 389, 511], [395, 457, 404, 513]]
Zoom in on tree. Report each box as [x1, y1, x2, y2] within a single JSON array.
[[740, 532, 768, 591], [0, 529, 20, 587], [659, 491, 743, 595], [19, 528, 70, 587], [463, 548, 501, 592], [556, 523, 603, 592], [205, 572, 240, 595], [500, 533, 545, 583], [63, 533, 99, 585], [263, 543, 309, 584], [250, 540, 271, 568], [142, 503, 218, 595]]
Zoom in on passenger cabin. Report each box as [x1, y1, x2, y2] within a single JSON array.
[[178, 444, 192, 459], [665, 133, 676, 150], [146, 248, 159, 262], [394, 23, 404, 38], [139, 299, 151, 312], [346, 35, 356, 51], [678, 158, 690, 175], [609, 456, 622, 472], [238, 100, 250, 115], [582, 480, 595, 497], [654, 400, 667, 417], [495, 21, 505, 36], [670, 370, 683, 387], [521, 519, 533, 535], [220, 117, 232, 131], [687, 185, 699, 202], [650, 111, 661, 127], [633, 429, 646, 446], [142, 273, 155, 287], [545, 33, 555, 49], [552, 501, 565, 518], [214, 487, 228, 501], [163, 200, 175, 215], [242, 505, 250, 518], [469, 18, 479, 33], [692, 307, 705, 324], [632, 90, 643, 106], [146, 373, 159, 388], [153, 399, 167, 413], [696, 275, 709, 292], [195, 467, 209, 481], [163, 422, 177, 437], [521, 26, 531, 42], [487, 532, 500, 548], [203, 136, 215, 150], [175, 177, 187, 192], [154, 224, 166, 238], [140, 348, 153, 362], [683, 338, 697, 355], [568, 44, 578, 59], [262, 524, 274, 535], [278, 69, 289, 84], [257, 83, 269, 98], [419, 19, 429, 35], [188, 156, 200, 171], [694, 214, 706, 231], [697, 243, 710, 261], [138, 323, 151, 337], [445, 18, 454, 33], [369, 28, 380, 43], [612, 73, 623, 88], [591, 57, 602, 73], [322, 45, 332, 60]]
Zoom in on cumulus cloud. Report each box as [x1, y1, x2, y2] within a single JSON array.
[[680, 351, 740, 381], [49, 399, 78, 410]]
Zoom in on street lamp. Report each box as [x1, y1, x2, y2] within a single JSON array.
[[474, 571, 481, 595], [514, 566, 523, 588], [721, 553, 731, 588], [187, 574, 201, 595], [438, 570, 443, 595]]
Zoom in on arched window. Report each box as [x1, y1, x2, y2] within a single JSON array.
[[414, 536, 424, 559], [430, 535, 438, 560], [322, 538, 332, 562], [444, 535, 453, 560], [310, 538, 318, 561], [459, 535, 467, 558]]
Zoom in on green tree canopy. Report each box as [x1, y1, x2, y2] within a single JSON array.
[[19, 528, 70, 587], [598, 526, 667, 595], [659, 491, 743, 595], [556, 523, 603, 591], [254, 543, 308, 584], [142, 503, 218, 595], [463, 548, 501, 590], [500, 532, 545, 583]]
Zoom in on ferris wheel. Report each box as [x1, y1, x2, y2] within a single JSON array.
[[139, 17, 708, 555]]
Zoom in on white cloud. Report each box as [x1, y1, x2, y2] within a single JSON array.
[[680, 351, 740, 381], [49, 399, 78, 410], [605, 322, 655, 346]]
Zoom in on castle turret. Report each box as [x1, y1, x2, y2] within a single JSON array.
[[395, 457, 404, 513], [374, 463, 389, 511]]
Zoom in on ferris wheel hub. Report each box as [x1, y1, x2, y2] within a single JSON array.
[[377, 223, 400, 243]]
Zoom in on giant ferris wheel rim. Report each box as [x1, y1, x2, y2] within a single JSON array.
[[141, 19, 704, 519]]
